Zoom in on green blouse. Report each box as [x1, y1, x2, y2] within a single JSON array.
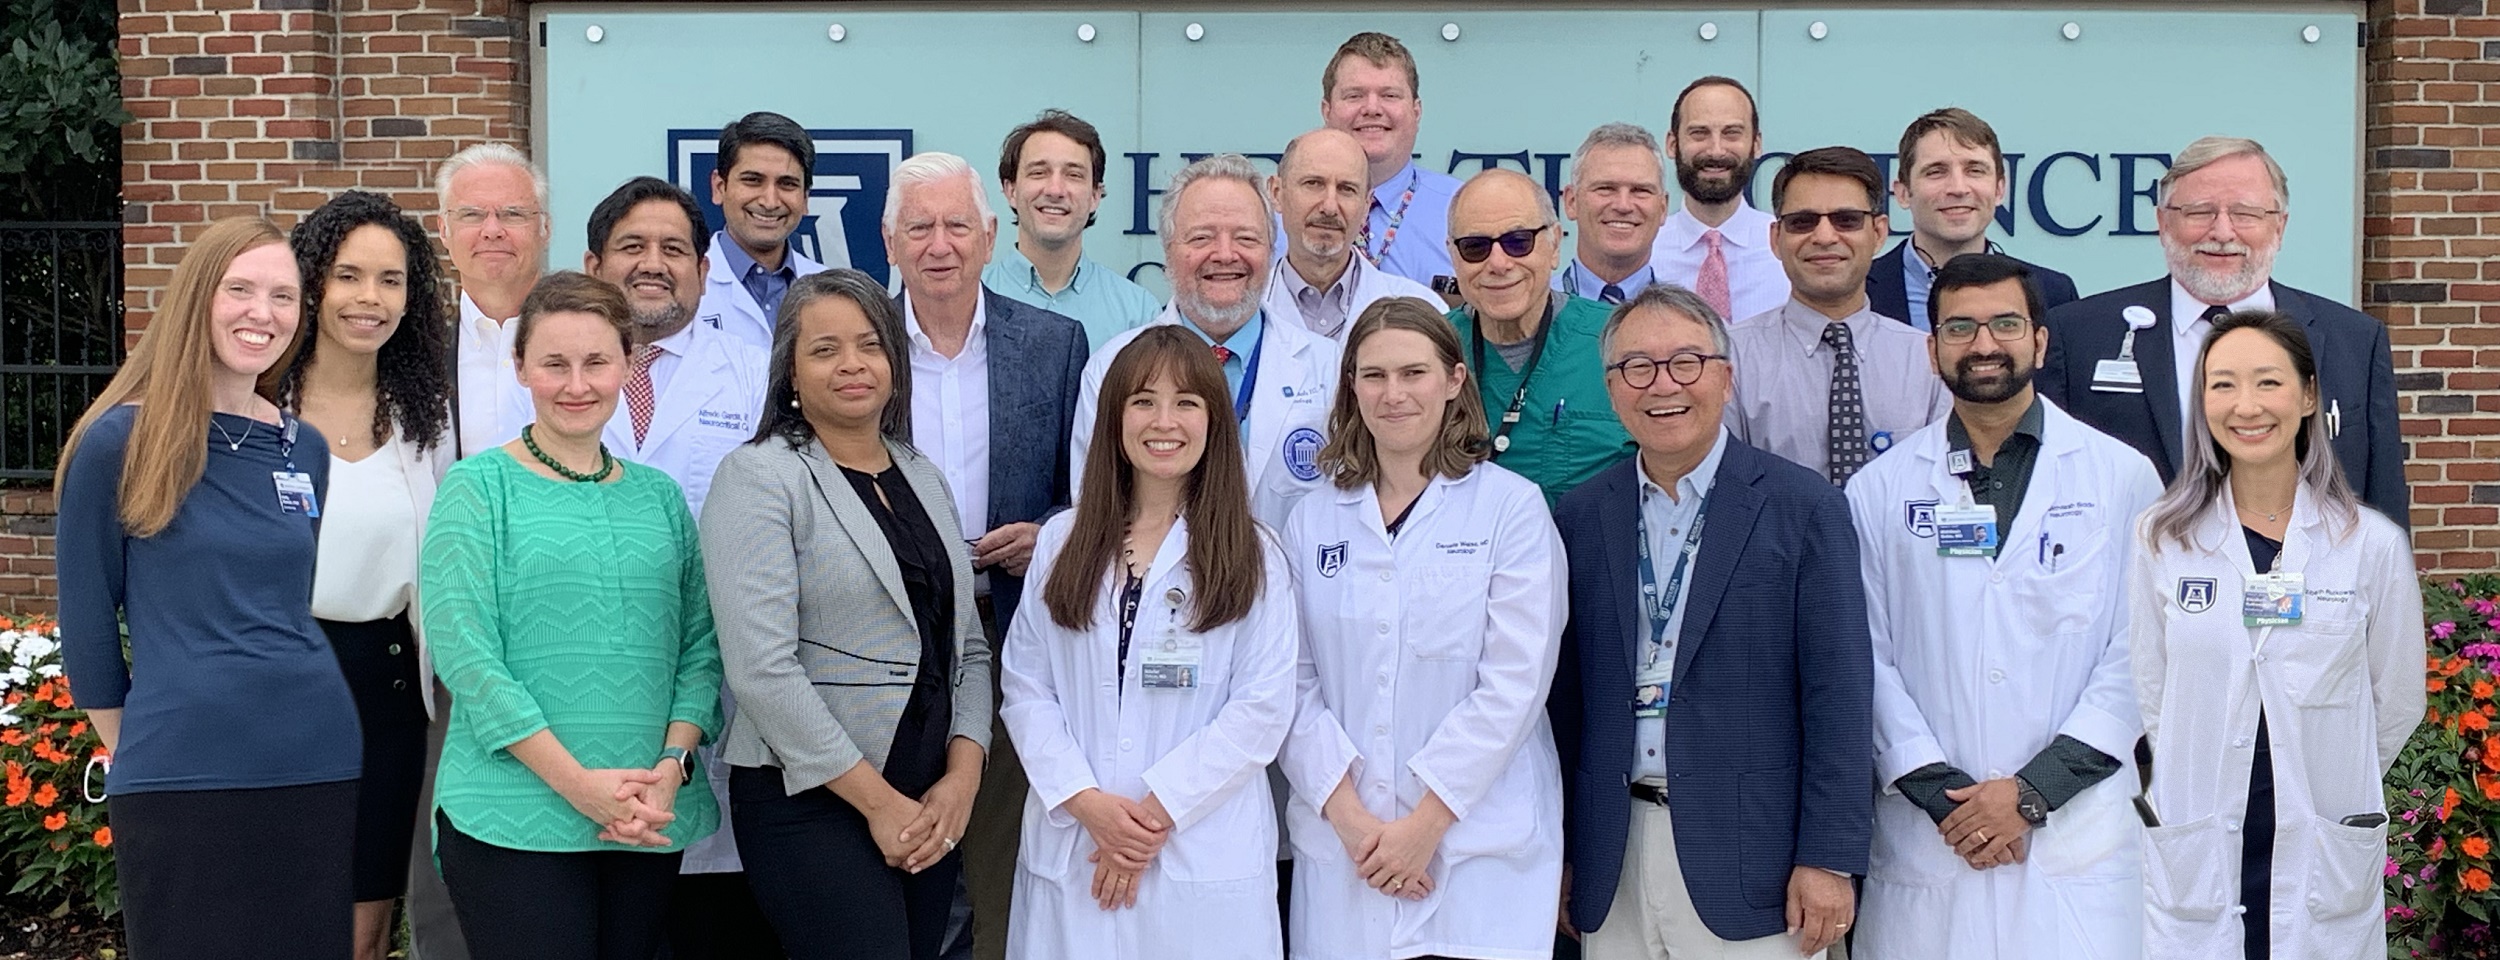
[[420, 449, 723, 853]]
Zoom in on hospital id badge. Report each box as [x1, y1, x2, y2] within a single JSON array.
[[2090, 359, 2145, 394], [1632, 662, 1671, 719], [2243, 572, 2305, 627], [1140, 631, 1201, 689], [273, 470, 320, 517], [1934, 504, 1998, 557]]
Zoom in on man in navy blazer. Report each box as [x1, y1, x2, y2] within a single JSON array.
[[1865, 108, 2078, 331], [1550, 283, 1872, 959], [2039, 136, 2407, 527]]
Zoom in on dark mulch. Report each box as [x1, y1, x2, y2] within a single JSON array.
[[0, 901, 120, 960]]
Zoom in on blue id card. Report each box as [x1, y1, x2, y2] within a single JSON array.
[[1935, 504, 1998, 557]]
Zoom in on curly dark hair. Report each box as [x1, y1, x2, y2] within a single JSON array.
[[273, 190, 453, 452]]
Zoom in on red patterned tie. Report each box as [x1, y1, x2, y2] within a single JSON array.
[[1211, 344, 1233, 365], [1696, 229, 1732, 321], [626, 343, 657, 446]]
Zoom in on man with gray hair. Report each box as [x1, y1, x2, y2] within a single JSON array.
[[881, 151, 1089, 960], [437, 142, 549, 458], [2041, 136, 2405, 525], [1556, 122, 1671, 304], [1072, 153, 1342, 530], [1262, 127, 1439, 340]]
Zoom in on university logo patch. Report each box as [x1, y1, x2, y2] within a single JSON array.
[[2178, 577, 2217, 614], [667, 128, 912, 286], [1283, 427, 1325, 482], [1905, 499, 1940, 539], [1317, 541, 1347, 578]]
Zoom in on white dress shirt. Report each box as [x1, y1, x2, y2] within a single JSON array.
[[904, 294, 992, 541], [312, 429, 418, 622], [1652, 201, 1791, 324], [1634, 427, 1726, 784], [2168, 280, 2275, 438], [455, 292, 526, 456]]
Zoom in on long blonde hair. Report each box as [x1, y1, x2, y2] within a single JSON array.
[[55, 217, 296, 537]]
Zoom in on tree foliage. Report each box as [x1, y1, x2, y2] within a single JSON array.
[[1, 0, 124, 220]]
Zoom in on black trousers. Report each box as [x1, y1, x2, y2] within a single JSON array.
[[662, 871, 786, 959], [112, 779, 356, 960], [434, 810, 684, 960], [320, 614, 428, 902], [731, 765, 959, 960]]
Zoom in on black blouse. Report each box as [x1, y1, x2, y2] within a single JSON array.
[[840, 463, 956, 798]]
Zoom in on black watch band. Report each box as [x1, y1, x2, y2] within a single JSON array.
[[2015, 779, 2050, 826]]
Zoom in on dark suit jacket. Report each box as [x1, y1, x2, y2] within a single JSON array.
[[2040, 278, 2408, 527], [1865, 240, 2079, 329], [1547, 439, 1873, 942], [896, 288, 1089, 629]]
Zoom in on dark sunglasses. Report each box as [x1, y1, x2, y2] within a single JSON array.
[[1776, 208, 1875, 234], [1451, 224, 1550, 264]]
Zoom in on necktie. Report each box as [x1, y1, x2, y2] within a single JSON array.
[[2183, 304, 2230, 451], [1696, 229, 1732, 321], [1210, 344, 1233, 365], [1356, 198, 1380, 265], [626, 343, 658, 446], [1823, 321, 1866, 486], [1600, 283, 1627, 305]]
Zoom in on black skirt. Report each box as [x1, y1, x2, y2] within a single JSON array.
[[322, 613, 429, 901], [111, 779, 357, 959]]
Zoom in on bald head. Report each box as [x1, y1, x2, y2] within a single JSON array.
[[1273, 128, 1373, 269], [1449, 169, 1561, 333]]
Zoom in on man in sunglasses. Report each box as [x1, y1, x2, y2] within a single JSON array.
[[1444, 168, 1635, 505], [1865, 108, 2079, 333], [2039, 136, 2405, 527], [1725, 146, 1951, 486]]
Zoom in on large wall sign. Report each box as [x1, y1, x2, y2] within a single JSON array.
[[538, 6, 2362, 302]]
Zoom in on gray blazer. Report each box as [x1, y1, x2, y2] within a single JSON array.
[[699, 434, 994, 797]]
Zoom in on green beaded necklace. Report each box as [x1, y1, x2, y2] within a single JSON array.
[[521, 424, 616, 483]]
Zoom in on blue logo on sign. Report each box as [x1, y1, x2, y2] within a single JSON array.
[[2178, 577, 2217, 614], [1905, 499, 1939, 538], [667, 128, 913, 286], [1283, 427, 1324, 482], [1317, 541, 1347, 578]]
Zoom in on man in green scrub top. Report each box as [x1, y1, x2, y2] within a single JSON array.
[[1445, 168, 1636, 504]]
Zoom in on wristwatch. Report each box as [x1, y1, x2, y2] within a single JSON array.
[[2014, 778, 2050, 827], [658, 746, 694, 785]]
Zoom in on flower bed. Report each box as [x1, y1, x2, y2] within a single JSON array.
[[0, 615, 116, 918], [2388, 574, 2500, 958]]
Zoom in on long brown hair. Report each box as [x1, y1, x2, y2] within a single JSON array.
[[1318, 296, 1488, 489], [1043, 326, 1263, 632], [56, 217, 296, 537]]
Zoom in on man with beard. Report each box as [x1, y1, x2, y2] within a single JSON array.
[[698, 111, 828, 353], [1726, 147, 1950, 486], [985, 109, 1162, 350], [579, 176, 778, 960], [1866, 109, 2079, 332], [1847, 252, 2160, 960], [1317, 31, 1462, 291], [1652, 77, 1789, 325], [1262, 127, 1440, 340], [1554, 122, 1670, 305], [2042, 136, 2404, 526]]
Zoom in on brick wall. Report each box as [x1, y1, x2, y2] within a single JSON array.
[[2367, 0, 2500, 573]]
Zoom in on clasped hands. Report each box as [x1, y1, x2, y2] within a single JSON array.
[[1322, 776, 1452, 903], [556, 761, 681, 848], [1939, 778, 2031, 870], [1068, 788, 1174, 911]]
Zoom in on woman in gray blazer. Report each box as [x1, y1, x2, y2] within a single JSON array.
[[698, 269, 991, 960]]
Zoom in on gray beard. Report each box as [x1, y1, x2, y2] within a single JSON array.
[[1176, 292, 1260, 335], [2163, 238, 2275, 305], [632, 301, 694, 340]]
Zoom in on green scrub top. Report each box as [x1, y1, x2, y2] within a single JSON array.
[[1447, 294, 1636, 505]]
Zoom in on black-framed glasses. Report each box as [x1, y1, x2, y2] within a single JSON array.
[[1776, 208, 1874, 234], [1451, 224, 1550, 263], [1607, 352, 1725, 389], [1935, 315, 2035, 345]]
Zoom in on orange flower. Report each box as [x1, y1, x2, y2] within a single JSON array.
[[2433, 677, 2450, 693], [2482, 772, 2500, 802], [0, 728, 23, 746], [2478, 681, 2497, 700], [1, 691, 18, 707], [2467, 868, 2495, 893], [2467, 711, 2492, 732], [28, 681, 50, 703], [30, 782, 55, 808], [47, 688, 69, 709], [41, 811, 66, 831], [2485, 745, 2500, 772], [67, 720, 85, 737], [91, 826, 110, 848], [2447, 787, 2465, 821], [2467, 836, 2494, 859], [34, 722, 55, 738]]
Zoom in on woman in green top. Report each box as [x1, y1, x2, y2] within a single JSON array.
[[419, 271, 724, 960]]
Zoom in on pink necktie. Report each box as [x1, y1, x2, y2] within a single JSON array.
[[1696, 229, 1732, 321], [626, 344, 658, 446]]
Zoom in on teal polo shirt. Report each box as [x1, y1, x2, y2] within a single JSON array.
[[983, 245, 1163, 354]]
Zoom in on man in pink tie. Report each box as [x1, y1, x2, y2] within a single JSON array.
[[1651, 76, 1791, 326]]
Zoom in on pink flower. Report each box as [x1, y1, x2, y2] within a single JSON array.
[[2436, 622, 2458, 640], [2470, 598, 2497, 617], [2389, 856, 2402, 877]]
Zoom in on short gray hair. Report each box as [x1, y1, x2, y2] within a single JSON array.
[[435, 142, 548, 216], [1600, 282, 1731, 363], [1571, 122, 1666, 188], [882, 151, 996, 234], [1158, 153, 1275, 244], [2158, 136, 2288, 209]]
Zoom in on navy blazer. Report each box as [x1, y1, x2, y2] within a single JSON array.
[[1547, 439, 1873, 942], [897, 288, 1089, 629], [1865, 239, 2079, 329], [2039, 278, 2407, 528]]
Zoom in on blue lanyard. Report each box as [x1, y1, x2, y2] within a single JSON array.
[[1637, 492, 1711, 668], [1228, 322, 1265, 425]]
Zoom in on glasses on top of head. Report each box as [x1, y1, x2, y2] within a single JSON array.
[[449, 206, 544, 227], [2160, 204, 2282, 231], [1934, 315, 2035, 345], [1451, 224, 1550, 264], [1607, 352, 1726, 389], [1776, 208, 1874, 235]]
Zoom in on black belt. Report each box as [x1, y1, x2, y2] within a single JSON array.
[[1629, 782, 1669, 806]]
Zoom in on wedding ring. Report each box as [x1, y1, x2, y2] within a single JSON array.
[[1973, 830, 1990, 845], [942, 837, 956, 850], [1390, 879, 1404, 891]]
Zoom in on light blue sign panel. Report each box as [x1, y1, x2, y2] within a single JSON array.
[[538, 7, 2358, 303]]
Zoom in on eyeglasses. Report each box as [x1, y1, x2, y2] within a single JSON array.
[[449, 206, 543, 227], [1607, 352, 1726, 389], [1776, 209, 1875, 234], [1935, 315, 2035, 345], [1451, 224, 1550, 264], [2161, 203, 2282, 230]]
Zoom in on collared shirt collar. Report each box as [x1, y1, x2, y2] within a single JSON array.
[[460, 290, 516, 331], [2167, 278, 2274, 332], [902, 289, 991, 353], [1662, 198, 1773, 253], [716, 236, 794, 283], [1564, 259, 1656, 302], [1774, 297, 1880, 357], [1176, 306, 1263, 353], [1277, 251, 1363, 335], [995, 242, 1102, 298], [646, 318, 696, 359], [1372, 162, 1423, 209], [1637, 425, 1730, 506], [1945, 394, 2046, 453]]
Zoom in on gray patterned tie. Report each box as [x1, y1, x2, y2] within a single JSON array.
[[1824, 321, 1867, 486], [1600, 283, 1626, 305]]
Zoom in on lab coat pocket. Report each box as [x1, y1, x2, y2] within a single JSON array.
[[1442, 760, 1542, 859], [2302, 816, 2386, 928], [1162, 794, 1273, 882], [1407, 563, 1491, 661], [2141, 816, 2235, 923], [2284, 615, 2368, 709], [2015, 527, 2112, 637], [2031, 781, 2135, 879], [1018, 797, 1085, 883]]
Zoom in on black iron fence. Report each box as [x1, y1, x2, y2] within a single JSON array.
[[0, 222, 124, 482]]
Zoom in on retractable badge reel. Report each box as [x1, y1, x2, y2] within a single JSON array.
[[1140, 586, 1201, 689], [2090, 307, 2155, 394], [1934, 449, 2000, 557]]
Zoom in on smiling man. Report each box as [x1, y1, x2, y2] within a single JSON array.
[[1317, 32, 1461, 290], [437, 143, 549, 458], [699, 111, 828, 353], [1652, 77, 1789, 325], [984, 109, 1161, 351], [2041, 136, 2406, 527], [1725, 146, 1950, 486], [1262, 127, 1439, 340], [1866, 108, 2079, 332], [1556, 122, 1671, 305]]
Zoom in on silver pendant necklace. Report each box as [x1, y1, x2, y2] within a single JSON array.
[[212, 416, 253, 452]]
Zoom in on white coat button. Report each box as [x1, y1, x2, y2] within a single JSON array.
[[1988, 669, 2005, 684], [1377, 621, 1390, 634], [1379, 571, 1393, 582], [1990, 572, 2003, 584], [1376, 726, 1388, 736], [1988, 769, 2003, 779], [2233, 737, 2250, 747], [1120, 739, 1133, 751], [2224, 819, 2241, 833]]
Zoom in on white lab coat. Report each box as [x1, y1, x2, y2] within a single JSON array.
[[1278, 464, 1567, 960], [696, 230, 826, 354], [2130, 486, 2422, 960], [1002, 512, 1299, 960], [1259, 254, 1443, 342], [1073, 306, 1342, 531], [1845, 398, 2164, 960]]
